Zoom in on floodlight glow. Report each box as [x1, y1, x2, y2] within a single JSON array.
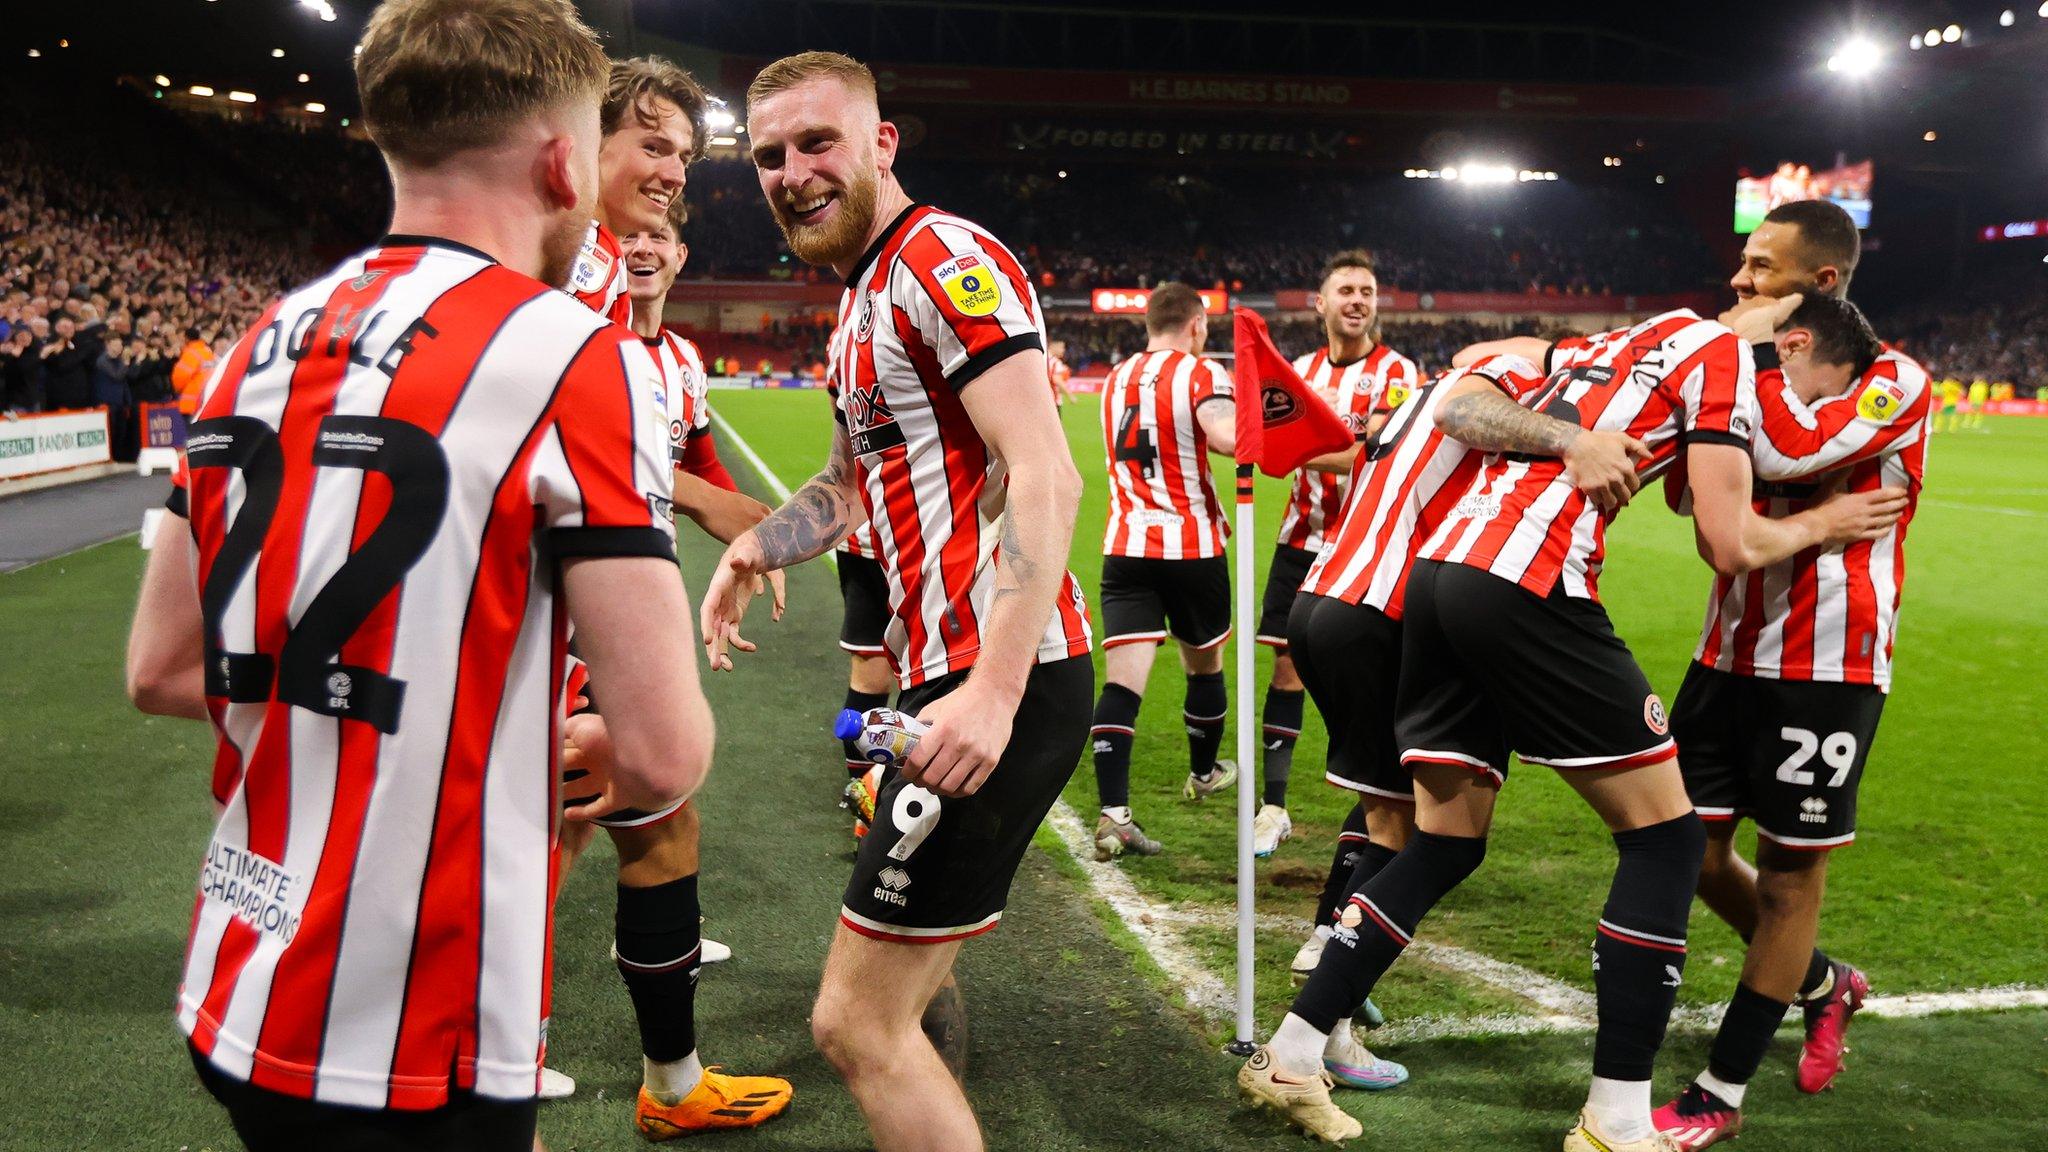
[[272, 48, 285, 58], [1926, 26, 1941, 42], [154, 73, 170, 86], [2001, 10, 2015, 25], [1909, 34, 1923, 49], [229, 90, 257, 103], [298, 73, 310, 82], [189, 85, 214, 96], [305, 102, 326, 113], [1440, 166, 1459, 181], [1458, 163, 1516, 184], [710, 135, 738, 147], [1942, 24, 1961, 42], [705, 108, 736, 130], [1828, 38, 1882, 76]]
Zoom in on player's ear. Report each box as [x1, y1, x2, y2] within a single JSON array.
[[874, 119, 900, 173], [539, 135, 581, 213], [1779, 327, 1813, 361]]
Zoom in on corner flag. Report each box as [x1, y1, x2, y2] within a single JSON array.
[[1232, 307, 1356, 476]]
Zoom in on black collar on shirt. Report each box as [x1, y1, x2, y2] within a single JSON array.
[[379, 234, 498, 264], [1326, 345, 1379, 370], [842, 203, 925, 289]]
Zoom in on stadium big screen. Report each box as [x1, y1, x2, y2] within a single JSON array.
[[1734, 157, 1874, 232]]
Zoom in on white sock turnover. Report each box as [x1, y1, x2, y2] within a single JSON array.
[[1585, 1076, 1654, 1143], [1267, 1013, 1330, 1076], [644, 1050, 704, 1103]]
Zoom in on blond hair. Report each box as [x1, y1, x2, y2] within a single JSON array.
[[354, 0, 609, 166], [745, 51, 877, 109], [605, 56, 712, 163]]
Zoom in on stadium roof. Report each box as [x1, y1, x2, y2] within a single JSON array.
[[5, 0, 2043, 197]]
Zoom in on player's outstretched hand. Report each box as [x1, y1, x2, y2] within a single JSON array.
[[755, 568, 787, 622], [561, 712, 620, 822], [905, 681, 1016, 798], [701, 532, 766, 671], [1718, 293, 1803, 345], [1562, 429, 1653, 512], [1811, 484, 1909, 546]]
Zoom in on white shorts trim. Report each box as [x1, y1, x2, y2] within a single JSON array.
[[1519, 738, 1676, 770], [1400, 747, 1506, 785], [838, 906, 1002, 943], [591, 798, 688, 829], [1102, 629, 1169, 649], [1756, 828, 1856, 850], [838, 641, 890, 655], [1324, 772, 1415, 801]]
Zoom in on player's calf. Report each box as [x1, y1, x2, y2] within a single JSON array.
[[1586, 811, 1705, 1145]]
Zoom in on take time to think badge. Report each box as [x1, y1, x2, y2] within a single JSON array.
[[1855, 376, 1908, 423], [934, 254, 1002, 317]]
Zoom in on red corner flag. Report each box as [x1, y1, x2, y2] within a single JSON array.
[[1232, 307, 1354, 478]]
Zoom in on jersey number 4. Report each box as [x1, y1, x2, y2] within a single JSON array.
[[189, 414, 449, 735], [1115, 405, 1158, 478]]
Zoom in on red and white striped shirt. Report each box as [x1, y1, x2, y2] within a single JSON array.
[[1303, 355, 1543, 617], [1695, 348, 1930, 689], [1276, 344, 1417, 552], [828, 204, 1092, 686], [171, 237, 675, 1109], [1423, 311, 1757, 601], [567, 222, 631, 327], [647, 330, 709, 467], [1099, 349, 1234, 559]]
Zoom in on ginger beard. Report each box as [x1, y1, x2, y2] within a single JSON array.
[[770, 142, 879, 268]]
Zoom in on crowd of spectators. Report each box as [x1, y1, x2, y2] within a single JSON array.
[[1883, 268, 2048, 391], [6, 83, 2040, 435], [0, 94, 322, 455]]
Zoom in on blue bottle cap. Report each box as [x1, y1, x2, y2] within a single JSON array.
[[833, 708, 864, 740]]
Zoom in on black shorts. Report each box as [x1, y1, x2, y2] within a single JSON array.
[[190, 1044, 537, 1152], [1286, 593, 1411, 801], [1098, 554, 1232, 650], [1394, 559, 1675, 785], [838, 551, 891, 656], [840, 655, 1092, 942], [1258, 545, 1318, 649], [1672, 662, 1884, 851]]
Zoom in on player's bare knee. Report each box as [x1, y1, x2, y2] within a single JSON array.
[[1269, 654, 1303, 692], [1753, 844, 1829, 917], [1365, 800, 1416, 850]]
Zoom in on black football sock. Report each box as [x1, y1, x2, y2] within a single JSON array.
[[615, 874, 702, 1063], [1591, 813, 1706, 1081], [1706, 981, 1792, 1088], [1183, 672, 1227, 777], [1260, 687, 1305, 807], [1313, 800, 1370, 927], [840, 688, 891, 776], [1091, 683, 1143, 809], [1290, 830, 1487, 1031], [1797, 949, 1834, 1001]]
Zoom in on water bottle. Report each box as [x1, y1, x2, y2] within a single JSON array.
[[834, 707, 929, 768]]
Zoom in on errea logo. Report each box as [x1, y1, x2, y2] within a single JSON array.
[[1799, 796, 1829, 824]]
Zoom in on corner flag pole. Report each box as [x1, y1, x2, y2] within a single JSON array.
[[1228, 460, 1259, 1056]]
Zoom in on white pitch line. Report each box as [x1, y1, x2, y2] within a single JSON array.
[[1921, 498, 2048, 520], [711, 405, 2048, 1043], [1044, 803, 1237, 1024]]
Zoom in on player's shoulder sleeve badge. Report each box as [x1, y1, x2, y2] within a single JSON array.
[[568, 238, 611, 295], [1854, 376, 1909, 424], [1383, 382, 1412, 409], [931, 252, 1003, 318]]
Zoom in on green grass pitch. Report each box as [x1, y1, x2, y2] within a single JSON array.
[[1, 390, 2043, 1150]]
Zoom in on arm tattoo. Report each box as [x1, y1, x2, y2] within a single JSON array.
[[752, 430, 860, 568], [920, 975, 969, 1081], [1437, 389, 1582, 456], [990, 511, 1039, 606], [751, 477, 852, 568]]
